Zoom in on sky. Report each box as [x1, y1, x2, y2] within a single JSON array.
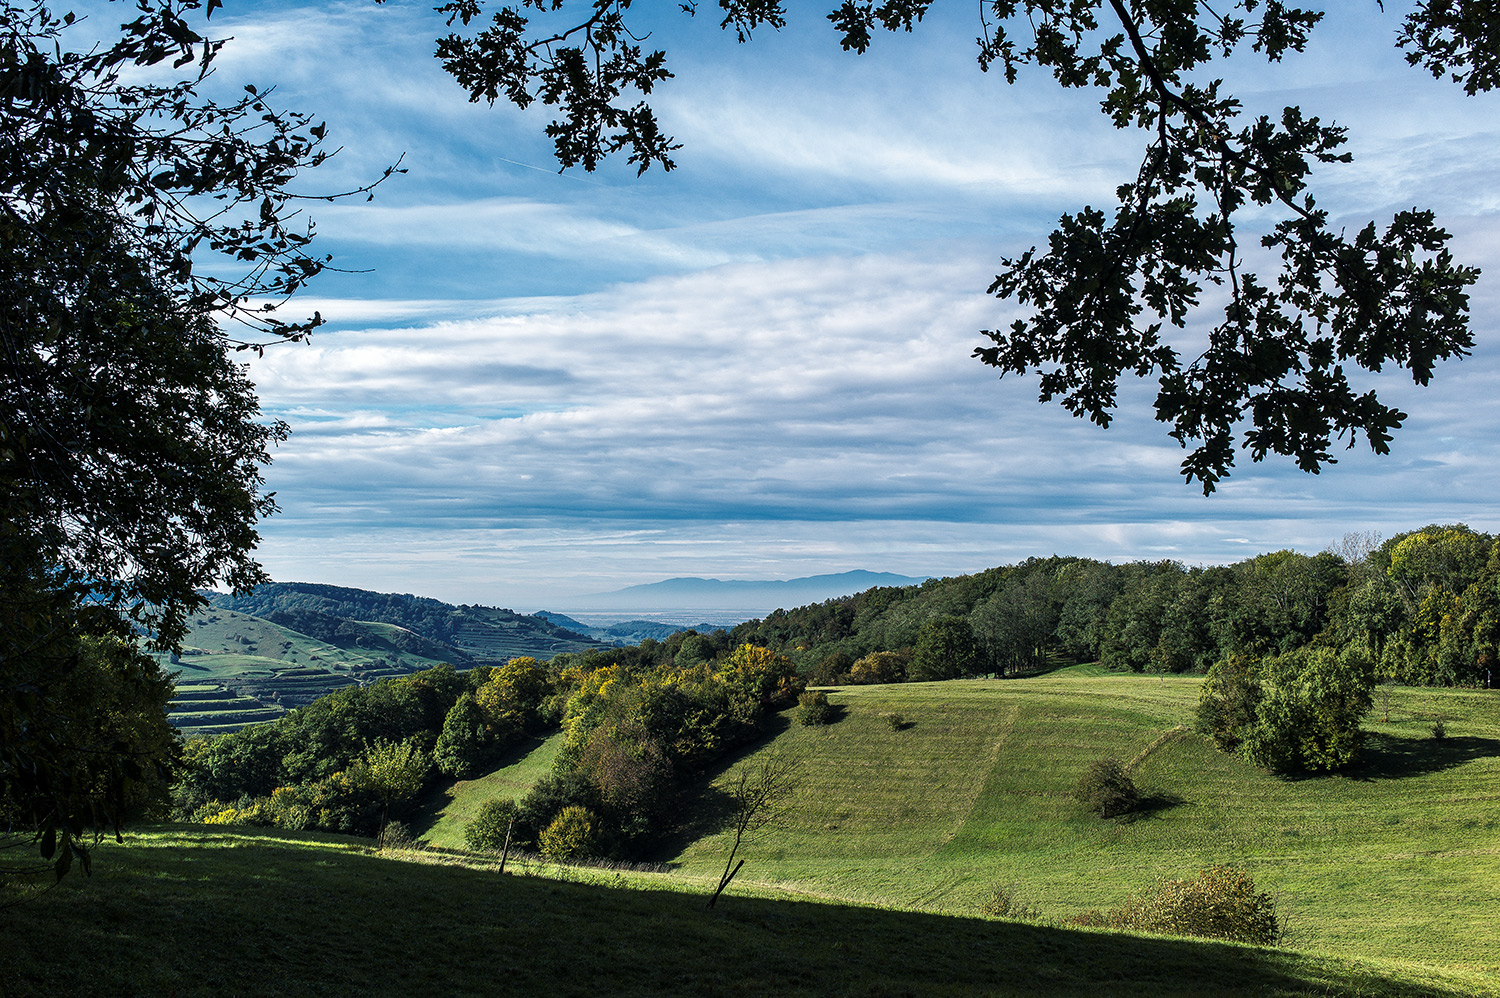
[[92, 2, 1500, 609]]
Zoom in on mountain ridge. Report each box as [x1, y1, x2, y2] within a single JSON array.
[[571, 570, 928, 609]]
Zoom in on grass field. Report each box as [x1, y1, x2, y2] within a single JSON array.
[[410, 732, 566, 849], [664, 669, 1500, 975], [4, 668, 1495, 996], [3, 826, 1496, 998]]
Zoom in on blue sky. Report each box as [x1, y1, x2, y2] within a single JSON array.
[[102, 2, 1500, 608]]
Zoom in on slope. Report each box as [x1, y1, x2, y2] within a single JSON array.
[[2, 825, 1494, 998], [667, 670, 1500, 974]]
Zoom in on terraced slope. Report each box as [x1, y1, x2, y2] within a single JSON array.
[[160, 588, 608, 735]]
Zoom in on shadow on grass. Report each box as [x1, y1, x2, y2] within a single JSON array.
[[1, 826, 1483, 998], [1127, 790, 1188, 821], [1352, 732, 1500, 781], [407, 733, 554, 836], [650, 712, 795, 863]]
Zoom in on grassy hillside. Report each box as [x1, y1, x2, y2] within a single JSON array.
[[411, 732, 566, 850], [162, 589, 609, 735], [2, 826, 1495, 998], [664, 669, 1500, 975]]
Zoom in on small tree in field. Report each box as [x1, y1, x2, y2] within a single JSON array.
[[708, 754, 801, 908], [1075, 758, 1140, 819]]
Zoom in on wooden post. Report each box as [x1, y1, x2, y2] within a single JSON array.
[[499, 818, 514, 875]]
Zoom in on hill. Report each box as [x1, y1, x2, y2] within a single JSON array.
[[206, 582, 601, 662], [389, 667, 1499, 979], [660, 671, 1499, 975], [160, 584, 605, 736]]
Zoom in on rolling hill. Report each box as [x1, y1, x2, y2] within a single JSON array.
[[161, 584, 606, 736], [6, 668, 1497, 996]]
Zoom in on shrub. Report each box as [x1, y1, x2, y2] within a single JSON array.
[[978, 882, 1044, 921], [1075, 757, 1139, 818], [795, 690, 834, 726], [1200, 646, 1376, 773], [1432, 718, 1447, 740], [376, 821, 413, 852], [465, 797, 520, 852], [1077, 866, 1282, 945], [849, 651, 906, 685], [885, 712, 909, 731], [1241, 646, 1375, 773], [1195, 654, 1261, 751], [539, 805, 600, 861]]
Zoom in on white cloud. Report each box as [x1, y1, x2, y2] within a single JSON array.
[[67, 0, 1500, 603]]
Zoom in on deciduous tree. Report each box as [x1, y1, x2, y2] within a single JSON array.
[[2, 0, 395, 878], [425, 0, 1488, 490]]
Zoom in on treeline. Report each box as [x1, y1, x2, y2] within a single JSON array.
[[210, 583, 472, 649], [207, 582, 598, 662], [727, 524, 1499, 689], [176, 641, 802, 857]]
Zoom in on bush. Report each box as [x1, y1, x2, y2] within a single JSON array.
[[1241, 646, 1375, 773], [1075, 866, 1282, 945], [1075, 757, 1139, 818], [465, 797, 519, 852], [1432, 718, 1447, 740], [849, 651, 906, 685], [885, 712, 909, 731], [1200, 646, 1376, 773], [1195, 654, 1261, 751], [795, 690, 834, 726], [539, 805, 600, 861], [978, 882, 1045, 921]]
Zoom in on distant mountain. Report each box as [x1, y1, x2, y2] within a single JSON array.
[[533, 611, 731, 645], [568, 570, 928, 612]]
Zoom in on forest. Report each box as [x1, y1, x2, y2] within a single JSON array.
[[730, 524, 1496, 689]]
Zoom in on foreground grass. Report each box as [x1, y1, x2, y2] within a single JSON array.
[[668, 670, 1500, 974], [3, 826, 1496, 998]]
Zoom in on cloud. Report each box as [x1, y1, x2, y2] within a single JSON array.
[[69, 0, 1500, 605], [244, 244, 1500, 605]]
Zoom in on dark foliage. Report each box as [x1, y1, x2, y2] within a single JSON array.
[[424, 1, 1484, 490], [1075, 757, 1140, 819]]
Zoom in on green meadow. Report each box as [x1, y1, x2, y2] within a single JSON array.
[[4, 668, 1496, 996], [667, 670, 1500, 974], [413, 731, 567, 850]]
